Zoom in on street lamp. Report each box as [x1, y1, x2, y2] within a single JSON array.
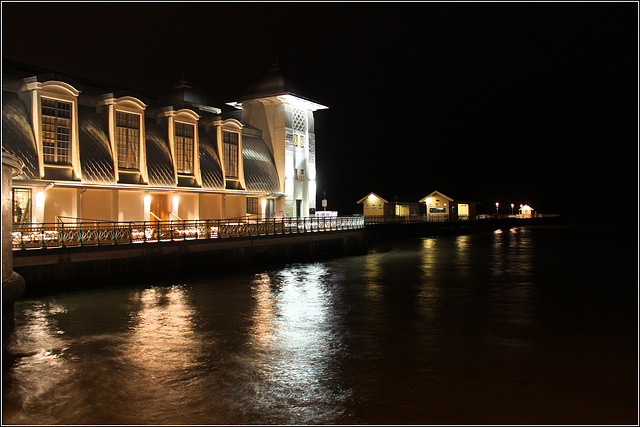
[[495, 202, 499, 217], [511, 203, 514, 215]]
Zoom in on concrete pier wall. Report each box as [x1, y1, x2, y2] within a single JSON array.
[[14, 230, 367, 296]]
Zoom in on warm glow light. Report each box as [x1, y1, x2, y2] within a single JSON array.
[[172, 196, 179, 212], [35, 191, 45, 208], [276, 94, 328, 111], [496, 202, 499, 207], [261, 199, 267, 212], [368, 194, 375, 201], [144, 195, 151, 210], [426, 197, 432, 205]]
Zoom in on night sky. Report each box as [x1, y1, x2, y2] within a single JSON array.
[[2, 2, 637, 217]]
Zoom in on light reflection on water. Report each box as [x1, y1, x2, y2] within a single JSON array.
[[236, 265, 353, 424], [3, 226, 637, 424]]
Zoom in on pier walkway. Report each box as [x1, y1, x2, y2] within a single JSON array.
[[11, 216, 364, 251]]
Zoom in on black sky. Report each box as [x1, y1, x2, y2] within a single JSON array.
[[2, 2, 637, 217]]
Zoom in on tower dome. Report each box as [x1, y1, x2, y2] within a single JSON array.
[[241, 61, 306, 101]]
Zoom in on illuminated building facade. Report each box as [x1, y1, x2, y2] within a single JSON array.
[[357, 192, 422, 217], [228, 64, 328, 217], [3, 62, 325, 224], [419, 190, 477, 221], [358, 190, 477, 221]]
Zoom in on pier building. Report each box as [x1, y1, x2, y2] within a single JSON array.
[[419, 191, 477, 221], [358, 190, 477, 221], [3, 61, 326, 224], [357, 192, 423, 217]]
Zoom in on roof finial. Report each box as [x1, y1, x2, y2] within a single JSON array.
[[175, 74, 190, 89], [270, 57, 280, 71]]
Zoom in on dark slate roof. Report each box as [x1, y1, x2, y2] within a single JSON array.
[[2, 91, 40, 180], [199, 129, 224, 190], [77, 106, 116, 184], [242, 135, 280, 193], [145, 118, 176, 187]]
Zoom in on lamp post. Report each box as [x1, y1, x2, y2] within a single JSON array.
[[511, 203, 514, 215], [495, 202, 499, 217], [426, 197, 432, 221]]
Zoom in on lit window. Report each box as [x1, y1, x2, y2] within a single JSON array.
[[175, 122, 194, 174], [223, 130, 239, 179], [300, 136, 304, 148], [12, 188, 31, 223], [41, 98, 71, 164], [246, 197, 259, 214], [116, 111, 140, 170], [299, 169, 305, 181], [294, 134, 298, 147]]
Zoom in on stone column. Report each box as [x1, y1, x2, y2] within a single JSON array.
[[2, 152, 25, 346]]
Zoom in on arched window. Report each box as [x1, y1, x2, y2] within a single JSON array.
[[223, 130, 239, 179], [23, 78, 81, 178], [102, 94, 148, 182], [41, 98, 72, 164], [175, 121, 195, 174], [115, 110, 141, 170]]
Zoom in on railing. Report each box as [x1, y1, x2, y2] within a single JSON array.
[[364, 215, 457, 225], [12, 216, 365, 251]]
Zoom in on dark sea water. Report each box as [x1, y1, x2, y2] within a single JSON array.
[[2, 225, 637, 425]]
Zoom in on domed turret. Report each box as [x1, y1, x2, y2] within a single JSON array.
[[241, 61, 306, 101]]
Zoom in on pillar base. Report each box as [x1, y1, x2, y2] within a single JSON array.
[[3, 271, 25, 346]]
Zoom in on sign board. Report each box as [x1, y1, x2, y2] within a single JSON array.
[[316, 210, 338, 218]]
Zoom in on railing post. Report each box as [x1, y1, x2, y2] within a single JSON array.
[[41, 223, 45, 249], [170, 220, 174, 241], [60, 222, 65, 248], [79, 220, 84, 247], [20, 222, 25, 250], [129, 222, 133, 244], [96, 221, 100, 246], [113, 221, 117, 245], [156, 220, 160, 242]]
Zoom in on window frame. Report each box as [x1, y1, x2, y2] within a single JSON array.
[[175, 121, 195, 175], [246, 196, 259, 214], [12, 188, 32, 223], [223, 130, 240, 180], [22, 79, 81, 179], [115, 110, 142, 171], [102, 94, 148, 183], [40, 97, 72, 165]]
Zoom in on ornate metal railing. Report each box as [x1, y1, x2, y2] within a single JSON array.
[[12, 216, 365, 251], [364, 215, 457, 225]]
